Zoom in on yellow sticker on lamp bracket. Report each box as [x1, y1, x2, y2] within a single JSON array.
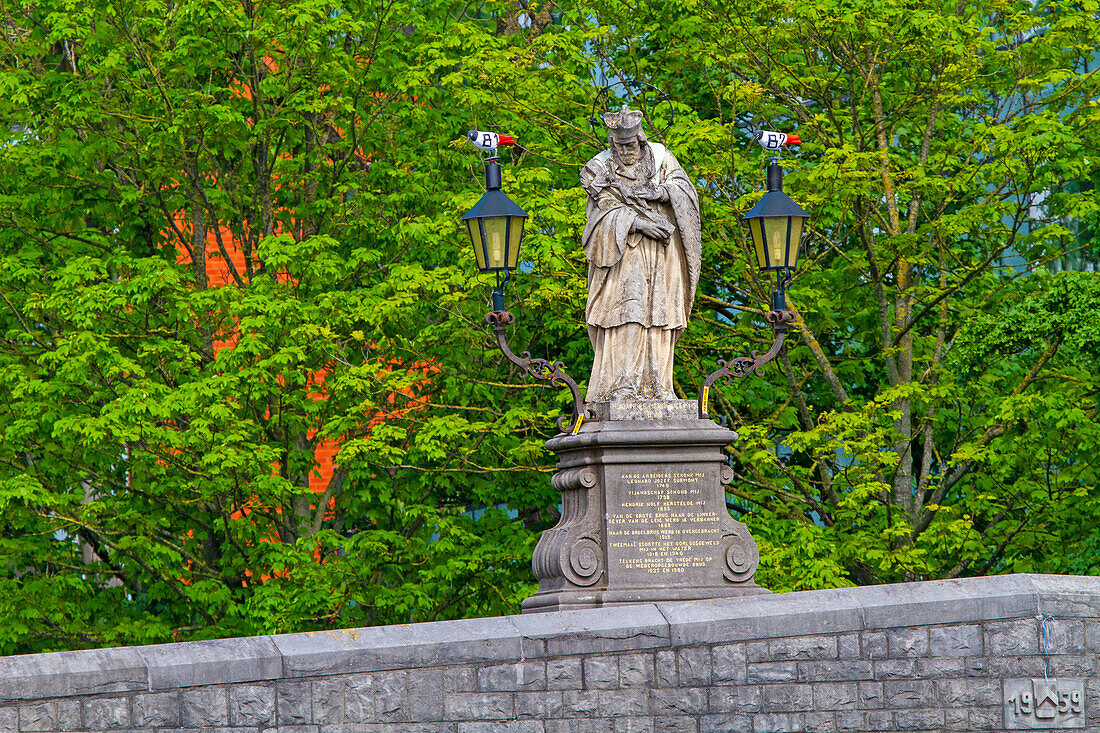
[[701, 386, 710, 415], [571, 414, 584, 435]]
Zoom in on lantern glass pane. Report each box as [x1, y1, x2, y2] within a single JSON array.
[[786, 216, 806, 268], [749, 218, 767, 268], [764, 216, 788, 269], [507, 216, 524, 269], [482, 217, 508, 269], [467, 220, 487, 271]]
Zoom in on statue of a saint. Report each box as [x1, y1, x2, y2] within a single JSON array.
[[580, 105, 701, 402]]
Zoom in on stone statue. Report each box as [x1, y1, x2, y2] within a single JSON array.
[[580, 105, 701, 402], [524, 109, 762, 613]]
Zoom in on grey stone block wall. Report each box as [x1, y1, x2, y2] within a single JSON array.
[[0, 574, 1098, 733]]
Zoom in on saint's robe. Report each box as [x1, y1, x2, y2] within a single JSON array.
[[579, 143, 701, 402]]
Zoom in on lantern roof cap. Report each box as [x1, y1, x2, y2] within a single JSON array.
[[743, 189, 809, 220], [462, 162, 527, 221], [461, 188, 528, 221]]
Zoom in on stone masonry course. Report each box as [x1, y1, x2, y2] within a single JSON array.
[[1, 574, 1098, 733]]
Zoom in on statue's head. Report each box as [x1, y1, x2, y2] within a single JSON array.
[[603, 104, 648, 167]]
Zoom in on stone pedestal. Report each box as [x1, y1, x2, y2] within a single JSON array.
[[522, 402, 769, 613]]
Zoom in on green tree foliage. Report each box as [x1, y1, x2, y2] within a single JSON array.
[[0, 0, 1097, 652], [679, 0, 1100, 588]]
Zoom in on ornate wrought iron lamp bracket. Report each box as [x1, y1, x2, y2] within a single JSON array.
[[698, 310, 796, 420], [485, 309, 585, 434]]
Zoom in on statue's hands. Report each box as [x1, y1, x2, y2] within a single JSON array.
[[632, 219, 673, 240], [632, 184, 670, 203]]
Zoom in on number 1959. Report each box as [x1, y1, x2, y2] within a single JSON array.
[[1009, 689, 1083, 715]]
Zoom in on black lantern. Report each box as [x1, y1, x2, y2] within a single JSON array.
[[462, 155, 585, 433], [743, 159, 809, 310], [462, 161, 528, 275]]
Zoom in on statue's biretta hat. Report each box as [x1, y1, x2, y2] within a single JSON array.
[[603, 104, 646, 142]]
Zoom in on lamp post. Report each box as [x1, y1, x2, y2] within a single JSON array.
[[461, 158, 585, 433], [698, 156, 809, 419], [462, 160, 528, 313], [743, 157, 810, 310]]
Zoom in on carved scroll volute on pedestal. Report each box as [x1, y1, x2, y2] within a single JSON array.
[[719, 464, 760, 583], [531, 467, 604, 588]]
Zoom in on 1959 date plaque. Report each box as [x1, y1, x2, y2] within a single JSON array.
[[1004, 679, 1085, 729]]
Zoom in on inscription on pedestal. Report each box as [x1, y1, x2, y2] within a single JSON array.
[[587, 399, 697, 421], [606, 468, 723, 584], [525, 419, 763, 612]]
